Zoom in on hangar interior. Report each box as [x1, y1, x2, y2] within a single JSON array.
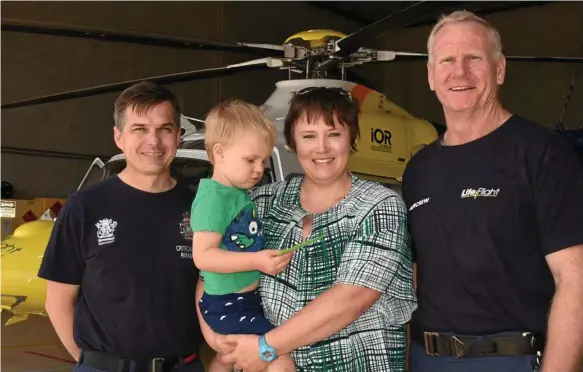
[[1, 1, 582, 371], [2, 1, 582, 198]]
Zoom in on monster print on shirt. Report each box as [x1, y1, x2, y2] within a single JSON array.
[[221, 206, 264, 253]]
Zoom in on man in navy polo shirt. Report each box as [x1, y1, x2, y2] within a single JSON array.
[[38, 81, 205, 372], [403, 10, 583, 372]]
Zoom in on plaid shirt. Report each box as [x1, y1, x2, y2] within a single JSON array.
[[251, 174, 417, 372]]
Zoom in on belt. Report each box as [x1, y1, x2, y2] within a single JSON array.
[[410, 322, 545, 358], [79, 349, 198, 372]]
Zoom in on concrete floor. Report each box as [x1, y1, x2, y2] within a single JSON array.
[[1, 312, 74, 372], [1, 311, 214, 371]]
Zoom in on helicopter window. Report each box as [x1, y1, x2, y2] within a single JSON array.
[[77, 160, 108, 190], [81, 155, 277, 193], [172, 159, 213, 192], [84, 168, 104, 186], [76, 158, 213, 193], [106, 160, 127, 177], [180, 140, 205, 150]]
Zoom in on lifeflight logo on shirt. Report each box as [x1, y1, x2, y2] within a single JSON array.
[[461, 188, 500, 199]]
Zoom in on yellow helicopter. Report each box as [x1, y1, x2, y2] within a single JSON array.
[[1, 220, 54, 325], [2, 2, 581, 325]]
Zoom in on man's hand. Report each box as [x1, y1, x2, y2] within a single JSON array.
[[217, 334, 268, 372], [45, 281, 81, 361], [254, 250, 293, 276]]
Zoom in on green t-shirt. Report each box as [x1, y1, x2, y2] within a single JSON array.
[[190, 179, 263, 295]]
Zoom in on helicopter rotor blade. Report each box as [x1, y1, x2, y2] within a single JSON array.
[[335, 1, 435, 56], [376, 51, 428, 61], [1, 18, 284, 56], [335, 1, 580, 64], [372, 51, 583, 64], [1, 58, 284, 110], [505, 56, 583, 64]]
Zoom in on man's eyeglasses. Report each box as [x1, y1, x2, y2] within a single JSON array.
[[295, 87, 352, 101]]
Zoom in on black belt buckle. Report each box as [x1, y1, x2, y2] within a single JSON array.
[[450, 336, 465, 358], [424, 331, 440, 356], [424, 331, 466, 358], [152, 357, 164, 372]]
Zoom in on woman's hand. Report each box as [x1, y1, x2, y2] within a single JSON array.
[[217, 334, 269, 372]]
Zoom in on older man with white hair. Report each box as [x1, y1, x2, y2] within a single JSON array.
[[402, 10, 583, 372]]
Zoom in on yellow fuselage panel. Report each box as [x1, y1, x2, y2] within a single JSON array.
[[347, 84, 438, 182], [1, 220, 53, 320]]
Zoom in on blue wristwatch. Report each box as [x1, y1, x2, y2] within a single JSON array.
[[258, 334, 278, 362]]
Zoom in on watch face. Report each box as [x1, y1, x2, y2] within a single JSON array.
[[262, 350, 273, 359]]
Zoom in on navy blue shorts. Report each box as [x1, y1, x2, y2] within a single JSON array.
[[199, 290, 274, 335]]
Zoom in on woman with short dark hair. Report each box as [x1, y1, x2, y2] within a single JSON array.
[[216, 86, 417, 372]]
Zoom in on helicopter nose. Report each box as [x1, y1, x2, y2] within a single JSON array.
[[1, 221, 54, 322]]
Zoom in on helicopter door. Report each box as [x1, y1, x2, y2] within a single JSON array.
[[269, 147, 285, 183], [77, 157, 106, 190]]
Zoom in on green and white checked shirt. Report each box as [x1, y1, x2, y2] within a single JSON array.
[[251, 174, 417, 372]]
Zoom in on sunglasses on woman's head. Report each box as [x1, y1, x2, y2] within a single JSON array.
[[295, 87, 352, 101]]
